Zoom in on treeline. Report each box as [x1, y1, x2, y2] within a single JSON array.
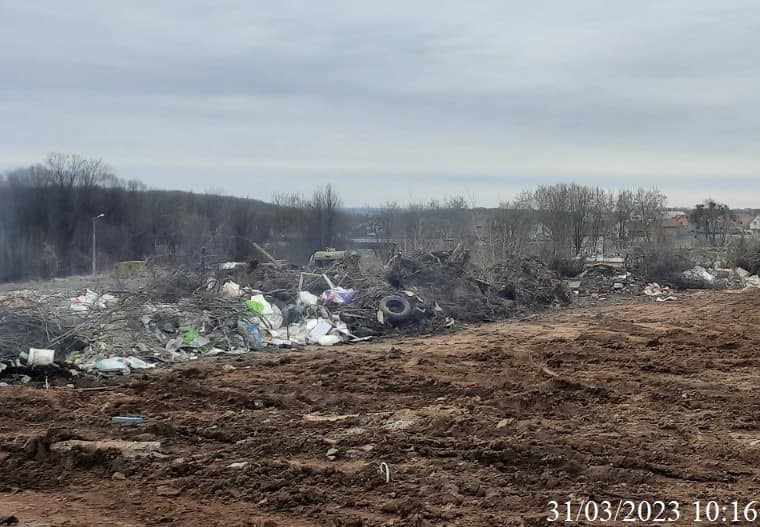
[[0, 154, 348, 282], [373, 184, 669, 259], [1, 153, 741, 283]]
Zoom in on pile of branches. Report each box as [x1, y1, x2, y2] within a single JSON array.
[[486, 257, 570, 308], [143, 269, 208, 302], [0, 290, 164, 361]]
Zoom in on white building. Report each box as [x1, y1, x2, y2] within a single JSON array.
[[750, 215, 760, 237]]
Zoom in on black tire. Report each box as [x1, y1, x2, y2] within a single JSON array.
[[379, 295, 413, 322]]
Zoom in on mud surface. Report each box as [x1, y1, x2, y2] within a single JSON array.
[[3, 290, 760, 525]]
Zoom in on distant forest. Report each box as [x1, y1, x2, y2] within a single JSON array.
[[0, 154, 346, 282]]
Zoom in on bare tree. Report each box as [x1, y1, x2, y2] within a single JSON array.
[[494, 196, 534, 259], [403, 202, 425, 251], [310, 184, 342, 249], [567, 183, 592, 256], [691, 199, 732, 245], [532, 184, 571, 257], [378, 200, 401, 241], [444, 195, 468, 209], [634, 188, 667, 243], [589, 188, 613, 253], [614, 189, 635, 250]]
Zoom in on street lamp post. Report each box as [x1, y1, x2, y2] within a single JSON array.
[[92, 213, 105, 275]]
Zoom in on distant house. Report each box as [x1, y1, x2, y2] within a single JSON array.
[[662, 210, 687, 218], [660, 218, 690, 238], [731, 214, 754, 232], [750, 216, 760, 237], [672, 214, 689, 227], [661, 210, 689, 227], [734, 213, 754, 228]]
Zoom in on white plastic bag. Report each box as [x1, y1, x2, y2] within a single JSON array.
[[247, 294, 283, 329], [297, 291, 319, 306], [222, 281, 241, 299]]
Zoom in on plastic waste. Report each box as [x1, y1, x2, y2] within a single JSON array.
[[222, 281, 241, 299], [220, 261, 246, 270], [99, 293, 118, 307], [317, 334, 342, 346], [178, 326, 199, 346], [69, 289, 118, 311], [246, 294, 283, 328], [166, 337, 184, 353], [297, 291, 319, 306], [658, 294, 674, 302], [320, 287, 355, 304], [111, 416, 143, 425], [95, 358, 130, 374], [681, 266, 715, 284], [644, 282, 673, 297], [187, 335, 210, 349], [27, 348, 55, 366], [307, 319, 332, 343], [246, 323, 262, 350], [245, 296, 266, 314], [123, 357, 155, 369], [70, 289, 99, 311]]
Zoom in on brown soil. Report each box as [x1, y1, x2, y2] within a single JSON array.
[[3, 290, 760, 526]]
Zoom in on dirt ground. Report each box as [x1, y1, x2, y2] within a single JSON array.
[[3, 290, 760, 526]]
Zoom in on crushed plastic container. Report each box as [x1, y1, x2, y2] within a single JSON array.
[[27, 348, 55, 366], [123, 357, 155, 369], [111, 416, 143, 425], [95, 358, 130, 373], [247, 323, 262, 350]]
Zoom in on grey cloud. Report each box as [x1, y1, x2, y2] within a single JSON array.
[[1, 0, 760, 206]]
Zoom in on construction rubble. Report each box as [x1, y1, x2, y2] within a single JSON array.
[[677, 265, 760, 289], [566, 261, 760, 301], [0, 251, 569, 385], [568, 263, 647, 297]]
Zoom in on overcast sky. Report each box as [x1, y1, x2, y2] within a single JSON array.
[[2, 1, 760, 207]]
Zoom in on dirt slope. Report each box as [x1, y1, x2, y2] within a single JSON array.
[[3, 290, 760, 526]]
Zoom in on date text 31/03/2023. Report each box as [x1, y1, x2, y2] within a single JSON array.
[[548, 500, 760, 523]]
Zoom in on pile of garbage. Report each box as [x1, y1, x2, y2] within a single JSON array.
[[643, 283, 677, 302], [567, 264, 646, 297], [222, 250, 569, 332], [677, 265, 760, 290], [0, 251, 570, 384], [564, 261, 760, 302]]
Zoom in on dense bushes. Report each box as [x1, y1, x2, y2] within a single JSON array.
[[730, 237, 760, 275], [637, 249, 691, 282]]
